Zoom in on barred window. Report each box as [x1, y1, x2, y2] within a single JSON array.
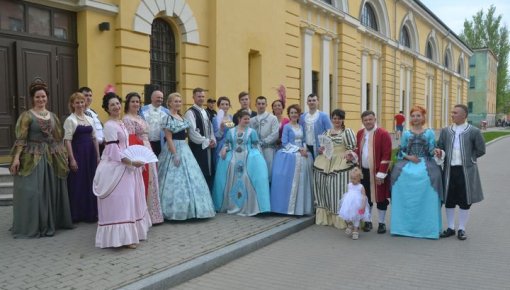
[[361, 3, 378, 31], [150, 18, 177, 98], [400, 26, 411, 48], [426, 41, 433, 60]]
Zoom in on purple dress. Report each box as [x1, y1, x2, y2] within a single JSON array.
[[67, 125, 98, 222]]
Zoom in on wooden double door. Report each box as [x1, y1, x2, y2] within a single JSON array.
[[0, 37, 77, 156]]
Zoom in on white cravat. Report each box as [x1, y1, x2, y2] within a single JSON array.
[[361, 126, 377, 169], [451, 123, 467, 166], [305, 111, 319, 146]]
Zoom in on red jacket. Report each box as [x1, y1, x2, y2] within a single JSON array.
[[355, 127, 392, 202]]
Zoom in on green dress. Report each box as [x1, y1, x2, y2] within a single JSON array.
[[11, 111, 74, 238]]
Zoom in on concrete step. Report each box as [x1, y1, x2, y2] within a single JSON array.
[[0, 174, 13, 183], [0, 181, 13, 206]]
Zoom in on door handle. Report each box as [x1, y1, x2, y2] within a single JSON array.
[[12, 96, 16, 110]]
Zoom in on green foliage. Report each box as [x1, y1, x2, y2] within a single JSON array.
[[460, 5, 510, 113], [482, 131, 510, 142]]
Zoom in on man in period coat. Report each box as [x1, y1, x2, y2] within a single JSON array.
[[249, 95, 279, 180], [140, 89, 169, 156], [299, 93, 332, 158], [435, 104, 485, 240], [353, 110, 392, 233], [233, 91, 257, 125], [184, 87, 216, 190]]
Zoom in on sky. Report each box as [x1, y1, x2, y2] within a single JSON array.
[[420, 0, 510, 36]]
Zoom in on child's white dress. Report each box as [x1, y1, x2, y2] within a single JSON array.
[[338, 183, 370, 222]]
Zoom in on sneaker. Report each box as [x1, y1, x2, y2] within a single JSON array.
[[377, 223, 387, 234], [345, 226, 353, 236], [352, 231, 359, 240], [457, 229, 467, 240], [363, 221, 372, 232]]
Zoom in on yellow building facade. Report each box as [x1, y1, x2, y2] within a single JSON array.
[[0, 0, 472, 162]]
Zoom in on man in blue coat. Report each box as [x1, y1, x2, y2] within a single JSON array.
[[299, 93, 332, 158]]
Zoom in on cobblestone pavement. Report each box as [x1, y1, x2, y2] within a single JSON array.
[[175, 136, 510, 290], [0, 210, 297, 290]]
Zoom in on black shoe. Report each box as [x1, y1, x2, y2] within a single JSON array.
[[363, 221, 372, 232], [440, 228, 456, 238], [377, 223, 386, 234], [457, 229, 467, 240]]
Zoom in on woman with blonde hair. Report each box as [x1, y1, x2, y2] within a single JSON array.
[[158, 93, 215, 220], [63, 92, 100, 222], [390, 105, 443, 239]]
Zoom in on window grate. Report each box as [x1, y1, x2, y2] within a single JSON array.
[[150, 18, 177, 100]]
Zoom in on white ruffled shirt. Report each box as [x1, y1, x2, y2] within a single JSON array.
[[451, 123, 468, 166]]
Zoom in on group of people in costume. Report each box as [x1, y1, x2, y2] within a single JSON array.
[[8, 80, 486, 248]]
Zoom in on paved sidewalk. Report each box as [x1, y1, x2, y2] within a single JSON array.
[[0, 209, 308, 290], [176, 136, 510, 289]]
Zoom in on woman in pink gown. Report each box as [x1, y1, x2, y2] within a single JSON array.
[[93, 92, 151, 249], [123, 92, 164, 225]]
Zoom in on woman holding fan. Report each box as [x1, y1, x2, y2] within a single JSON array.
[[93, 88, 151, 249], [123, 92, 164, 225]]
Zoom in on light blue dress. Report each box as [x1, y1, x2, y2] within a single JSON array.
[[390, 129, 443, 239], [270, 124, 313, 215], [158, 115, 216, 220], [212, 127, 270, 216], [212, 113, 233, 166]]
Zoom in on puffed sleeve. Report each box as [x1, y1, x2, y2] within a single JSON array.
[[163, 115, 189, 133], [344, 128, 357, 151], [63, 115, 77, 140], [11, 111, 31, 155], [101, 121, 122, 162]]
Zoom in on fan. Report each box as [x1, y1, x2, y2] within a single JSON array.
[[123, 145, 158, 164]]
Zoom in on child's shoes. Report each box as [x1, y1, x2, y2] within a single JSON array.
[[352, 231, 359, 240], [345, 225, 353, 236]]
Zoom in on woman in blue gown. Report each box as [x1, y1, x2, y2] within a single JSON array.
[[270, 104, 313, 215], [212, 96, 234, 166], [158, 93, 215, 220], [390, 105, 443, 239], [212, 109, 270, 216]]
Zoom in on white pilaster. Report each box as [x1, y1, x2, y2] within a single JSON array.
[[443, 81, 449, 126], [361, 50, 368, 112], [371, 54, 379, 116], [302, 28, 314, 110], [321, 35, 331, 113], [399, 66, 404, 111], [427, 77, 434, 128], [405, 67, 411, 128], [332, 38, 339, 109]]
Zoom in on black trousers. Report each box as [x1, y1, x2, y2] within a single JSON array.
[[361, 167, 389, 211], [150, 141, 162, 157], [306, 145, 315, 159], [445, 166, 471, 210]]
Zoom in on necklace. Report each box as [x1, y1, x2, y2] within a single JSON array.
[[33, 109, 49, 117]]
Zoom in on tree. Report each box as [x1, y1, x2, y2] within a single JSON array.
[[460, 5, 510, 113]]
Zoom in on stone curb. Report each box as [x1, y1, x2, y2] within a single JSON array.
[[120, 215, 315, 290]]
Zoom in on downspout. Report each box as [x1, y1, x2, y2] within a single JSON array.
[[393, 0, 399, 121]]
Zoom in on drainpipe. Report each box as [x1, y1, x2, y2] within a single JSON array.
[[393, 0, 399, 123]]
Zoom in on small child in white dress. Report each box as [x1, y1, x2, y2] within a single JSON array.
[[338, 168, 370, 240]]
